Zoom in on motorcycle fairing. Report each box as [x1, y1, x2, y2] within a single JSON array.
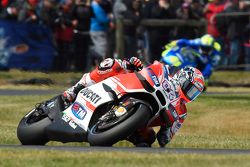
[[62, 79, 116, 131]]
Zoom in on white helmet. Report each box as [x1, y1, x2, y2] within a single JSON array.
[[174, 66, 205, 103]]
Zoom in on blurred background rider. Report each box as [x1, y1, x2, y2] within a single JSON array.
[[161, 34, 221, 88]]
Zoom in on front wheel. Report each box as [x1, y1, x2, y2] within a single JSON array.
[[88, 103, 151, 146], [17, 108, 52, 145]]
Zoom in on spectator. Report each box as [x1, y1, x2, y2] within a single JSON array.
[[18, 0, 40, 23], [175, 2, 198, 39], [39, 0, 58, 30], [168, 0, 183, 10], [239, 0, 250, 70], [1, 0, 23, 20], [71, 0, 93, 72], [203, 0, 228, 37], [219, 0, 242, 65], [203, 0, 227, 65], [176, 3, 191, 23], [123, 0, 143, 59], [143, 0, 176, 63], [190, 0, 204, 20], [1, 0, 9, 9], [100, 0, 115, 60], [245, 23, 250, 70], [54, 0, 75, 71], [113, 0, 126, 19], [89, 0, 112, 64]]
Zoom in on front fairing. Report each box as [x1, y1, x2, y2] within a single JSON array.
[[62, 80, 115, 131]]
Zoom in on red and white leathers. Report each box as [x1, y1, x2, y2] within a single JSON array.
[[63, 58, 192, 146]]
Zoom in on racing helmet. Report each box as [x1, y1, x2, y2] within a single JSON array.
[[175, 66, 205, 103], [199, 34, 215, 56]]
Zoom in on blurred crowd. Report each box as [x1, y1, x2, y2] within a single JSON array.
[[0, 0, 250, 72]]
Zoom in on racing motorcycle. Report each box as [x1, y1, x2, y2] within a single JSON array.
[[161, 45, 201, 69], [17, 62, 172, 146]]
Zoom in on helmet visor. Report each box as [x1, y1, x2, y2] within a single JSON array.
[[182, 80, 202, 101]]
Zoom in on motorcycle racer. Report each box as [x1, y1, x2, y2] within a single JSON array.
[[161, 34, 221, 86], [63, 57, 205, 147]]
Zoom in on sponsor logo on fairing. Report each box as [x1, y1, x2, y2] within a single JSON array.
[[71, 102, 87, 120], [97, 68, 112, 74], [147, 68, 160, 87], [62, 114, 77, 129], [80, 88, 102, 104]]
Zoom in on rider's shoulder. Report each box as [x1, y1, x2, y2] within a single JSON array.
[[213, 42, 221, 52]]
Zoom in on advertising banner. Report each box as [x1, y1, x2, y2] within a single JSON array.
[[0, 20, 56, 70]]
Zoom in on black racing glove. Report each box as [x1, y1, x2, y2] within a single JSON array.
[[126, 57, 143, 71]]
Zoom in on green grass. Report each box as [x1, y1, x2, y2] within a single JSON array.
[[0, 149, 250, 167], [210, 71, 250, 85], [174, 93, 250, 149], [0, 93, 249, 149], [1, 70, 250, 89], [0, 69, 82, 90]]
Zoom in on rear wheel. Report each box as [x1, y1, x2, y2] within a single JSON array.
[[88, 103, 151, 146]]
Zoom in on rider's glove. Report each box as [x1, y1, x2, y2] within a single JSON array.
[[156, 126, 172, 147], [126, 57, 143, 71]]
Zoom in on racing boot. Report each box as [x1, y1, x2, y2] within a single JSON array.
[[62, 83, 85, 103], [62, 73, 94, 103], [127, 128, 156, 147]]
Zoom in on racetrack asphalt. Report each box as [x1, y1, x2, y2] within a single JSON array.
[[0, 145, 250, 154], [0, 89, 61, 96], [1, 89, 249, 154]]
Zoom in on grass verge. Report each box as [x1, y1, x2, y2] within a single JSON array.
[[0, 149, 250, 167], [0, 93, 249, 149], [1, 70, 250, 89]]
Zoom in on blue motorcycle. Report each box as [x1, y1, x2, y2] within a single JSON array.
[[161, 45, 213, 80]]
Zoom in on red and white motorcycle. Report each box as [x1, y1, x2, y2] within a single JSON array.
[[17, 61, 172, 146]]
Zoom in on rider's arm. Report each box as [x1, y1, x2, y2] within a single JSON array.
[[165, 118, 184, 142], [201, 49, 221, 80], [157, 103, 187, 146], [163, 39, 197, 51], [157, 101, 187, 147], [211, 50, 221, 67], [164, 105, 186, 144], [90, 57, 143, 83], [175, 39, 192, 47], [63, 57, 143, 102], [201, 63, 213, 80]]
